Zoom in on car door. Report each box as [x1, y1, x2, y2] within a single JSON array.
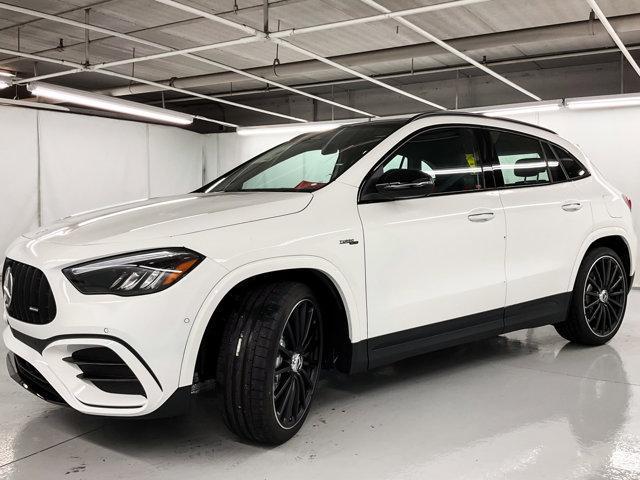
[[357, 126, 507, 366], [485, 128, 593, 330]]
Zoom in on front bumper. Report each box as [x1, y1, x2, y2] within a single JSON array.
[[2, 238, 228, 416], [4, 326, 165, 415]]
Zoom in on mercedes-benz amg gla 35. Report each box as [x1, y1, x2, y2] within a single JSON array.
[[3, 113, 636, 444]]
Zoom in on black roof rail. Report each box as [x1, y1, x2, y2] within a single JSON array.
[[405, 111, 557, 135]]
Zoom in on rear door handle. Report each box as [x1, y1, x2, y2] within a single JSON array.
[[467, 210, 495, 222], [562, 202, 582, 212]]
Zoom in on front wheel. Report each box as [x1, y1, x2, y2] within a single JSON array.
[[555, 247, 628, 345], [216, 281, 323, 444]]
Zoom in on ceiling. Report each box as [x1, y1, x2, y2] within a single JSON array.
[[1, 0, 640, 129]]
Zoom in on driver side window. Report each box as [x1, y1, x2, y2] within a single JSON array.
[[379, 128, 483, 195]]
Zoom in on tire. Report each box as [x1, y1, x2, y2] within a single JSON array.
[[555, 247, 628, 345], [216, 281, 323, 444]]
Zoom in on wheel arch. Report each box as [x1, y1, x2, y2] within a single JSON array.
[[179, 257, 363, 387], [569, 228, 635, 292]]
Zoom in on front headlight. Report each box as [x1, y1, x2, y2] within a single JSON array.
[[63, 249, 204, 296]]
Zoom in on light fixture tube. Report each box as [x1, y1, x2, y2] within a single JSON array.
[[236, 118, 367, 136], [470, 101, 561, 117], [27, 82, 194, 125], [566, 94, 640, 110], [0, 80, 10, 89], [0, 70, 15, 78]]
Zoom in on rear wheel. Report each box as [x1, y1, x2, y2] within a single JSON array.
[[555, 247, 628, 345], [216, 281, 323, 444]]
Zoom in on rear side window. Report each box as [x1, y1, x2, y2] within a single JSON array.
[[489, 130, 549, 187], [551, 145, 589, 180], [542, 142, 568, 183]]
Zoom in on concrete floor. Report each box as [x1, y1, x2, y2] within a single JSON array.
[[1, 292, 640, 480]]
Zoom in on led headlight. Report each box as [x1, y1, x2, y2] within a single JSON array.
[[63, 249, 204, 296]]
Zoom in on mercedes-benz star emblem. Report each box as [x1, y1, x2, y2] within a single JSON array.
[[3, 267, 13, 310]]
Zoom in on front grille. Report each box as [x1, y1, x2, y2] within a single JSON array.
[[13, 354, 65, 404], [3, 259, 56, 324], [64, 347, 146, 397]]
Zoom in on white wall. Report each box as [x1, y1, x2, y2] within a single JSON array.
[[206, 107, 640, 286], [0, 105, 214, 255]]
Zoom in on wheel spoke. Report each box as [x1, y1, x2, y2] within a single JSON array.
[[283, 322, 296, 348], [278, 379, 295, 418], [585, 298, 600, 310], [609, 276, 623, 291], [275, 364, 291, 376], [300, 307, 314, 350], [588, 303, 601, 325], [588, 274, 602, 291], [299, 368, 313, 389], [279, 344, 293, 359], [275, 375, 293, 402], [285, 380, 297, 420], [296, 374, 307, 402], [609, 297, 623, 308], [604, 259, 613, 285]]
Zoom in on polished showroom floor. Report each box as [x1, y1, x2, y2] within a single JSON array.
[[1, 291, 640, 480]]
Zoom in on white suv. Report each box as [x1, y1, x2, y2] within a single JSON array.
[[2, 113, 636, 444]]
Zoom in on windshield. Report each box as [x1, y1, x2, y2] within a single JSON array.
[[196, 120, 404, 193]]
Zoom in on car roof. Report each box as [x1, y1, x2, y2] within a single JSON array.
[[406, 111, 557, 135], [356, 111, 556, 136]]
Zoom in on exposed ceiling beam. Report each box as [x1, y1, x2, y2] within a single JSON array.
[[0, 47, 82, 68], [586, 0, 640, 78], [0, 46, 306, 124], [4, 3, 374, 118], [358, 0, 541, 101], [272, 38, 446, 110], [151, 0, 450, 110], [0, 0, 304, 66], [0, 2, 170, 51], [91, 0, 491, 71], [0, 0, 116, 34], [269, 0, 492, 39], [152, 43, 640, 104], [100, 12, 640, 97], [94, 70, 307, 123]]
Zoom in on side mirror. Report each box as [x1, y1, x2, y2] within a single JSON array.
[[375, 168, 435, 200]]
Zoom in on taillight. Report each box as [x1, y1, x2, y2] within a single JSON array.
[[623, 194, 632, 211]]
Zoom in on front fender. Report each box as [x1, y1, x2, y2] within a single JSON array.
[[178, 255, 364, 387]]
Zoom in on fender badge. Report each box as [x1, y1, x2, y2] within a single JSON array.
[[339, 239, 359, 245]]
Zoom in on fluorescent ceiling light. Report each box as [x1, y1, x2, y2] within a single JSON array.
[[0, 98, 70, 111], [566, 94, 640, 110], [0, 80, 10, 89], [471, 101, 561, 117], [0, 70, 15, 78], [236, 122, 346, 136], [27, 82, 194, 125]]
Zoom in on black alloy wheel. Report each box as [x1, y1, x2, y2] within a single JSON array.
[[273, 299, 322, 429], [583, 255, 626, 337]]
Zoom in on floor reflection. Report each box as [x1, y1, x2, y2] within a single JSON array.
[[1, 322, 637, 479]]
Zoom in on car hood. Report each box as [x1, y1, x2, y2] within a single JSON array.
[[23, 192, 313, 246]]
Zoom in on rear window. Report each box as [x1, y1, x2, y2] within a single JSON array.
[[542, 142, 568, 183], [550, 145, 589, 180]]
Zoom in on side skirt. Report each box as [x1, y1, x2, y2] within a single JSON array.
[[349, 292, 571, 372]]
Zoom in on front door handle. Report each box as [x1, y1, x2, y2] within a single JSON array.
[[467, 211, 495, 222], [562, 202, 582, 212]]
